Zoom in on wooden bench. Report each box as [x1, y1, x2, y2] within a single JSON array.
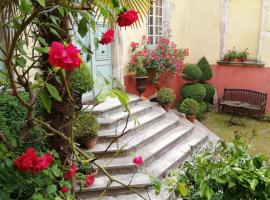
[[218, 88, 267, 116]]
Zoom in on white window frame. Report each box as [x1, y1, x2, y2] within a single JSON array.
[[147, 0, 170, 45]]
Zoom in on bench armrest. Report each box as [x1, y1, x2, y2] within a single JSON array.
[[260, 100, 267, 108], [218, 96, 224, 104]]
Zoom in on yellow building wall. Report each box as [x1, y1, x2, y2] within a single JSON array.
[[121, 0, 269, 73]]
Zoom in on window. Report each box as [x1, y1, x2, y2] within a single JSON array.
[[147, 0, 165, 45]]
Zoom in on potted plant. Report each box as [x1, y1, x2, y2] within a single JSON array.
[[71, 64, 94, 110], [178, 98, 199, 123], [156, 88, 176, 111], [74, 112, 100, 149], [135, 66, 148, 97], [238, 48, 249, 62], [79, 162, 98, 187], [224, 48, 240, 62]]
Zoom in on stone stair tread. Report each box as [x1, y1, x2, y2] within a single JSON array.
[[97, 107, 166, 138], [83, 95, 140, 113], [97, 101, 153, 125], [92, 114, 179, 154]]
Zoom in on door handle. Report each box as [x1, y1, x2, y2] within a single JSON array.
[[102, 50, 105, 54]]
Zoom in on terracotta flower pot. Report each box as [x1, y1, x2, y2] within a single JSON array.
[[84, 138, 97, 149], [241, 57, 247, 62], [230, 58, 241, 62], [136, 76, 148, 96], [186, 114, 196, 123], [162, 103, 171, 112], [88, 168, 98, 181]]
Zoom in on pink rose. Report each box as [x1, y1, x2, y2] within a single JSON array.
[[99, 29, 115, 45], [117, 10, 139, 27], [33, 153, 54, 173], [133, 156, 144, 167], [48, 42, 82, 70], [64, 164, 76, 179], [14, 147, 38, 172]]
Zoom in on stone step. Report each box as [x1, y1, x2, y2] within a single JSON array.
[[92, 112, 179, 157], [83, 95, 140, 118], [76, 124, 208, 198], [97, 101, 154, 130], [94, 107, 166, 144]]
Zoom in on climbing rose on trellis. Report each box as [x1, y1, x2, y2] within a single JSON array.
[[64, 164, 77, 179], [117, 10, 139, 27], [48, 42, 82, 70], [100, 29, 115, 45], [133, 156, 144, 167]]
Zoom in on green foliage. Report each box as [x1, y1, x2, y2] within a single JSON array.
[[156, 88, 176, 105], [164, 136, 270, 200], [181, 83, 206, 102], [182, 64, 202, 82], [74, 112, 99, 143], [178, 98, 199, 115], [135, 66, 148, 77], [71, 64, 94, 94], [197, 57, 212, 81], [196, 101, 207, 118], [202, 83, 215, 103]]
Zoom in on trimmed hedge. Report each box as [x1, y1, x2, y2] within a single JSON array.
[[197, 57, 212, 81], [177, 98, 199, 115], [157, 88, 176, 105], [182, 64, 202, 82], [181, 83, 206, 102], [72, 64, 94, 94], [196, 101, 207, 118], [202, 83, 215, 103]]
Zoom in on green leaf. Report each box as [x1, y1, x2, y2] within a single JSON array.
[[200, 182, 213, 200], [46, 83, 62, 102], [90, 19, 96, 32], [38, 88, 52, 113], [16, 57, 27, 68], [19, 0, 33, 14], [49, 27, 61, 39], [78, 16, 88, 38], [94, 37, 100, 48], [52, 165, 62, 177], [250, 179, 258, 190], [32, 193, 45, 200], [177, 183, 188, 197], [36, 0, 46, 7], [58, 7, 65, 16], [37, 36, 48, 46], [46, 184, 57, 194], [34, 46, 49, 53]]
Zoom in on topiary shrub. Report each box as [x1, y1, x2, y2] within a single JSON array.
[[72, 64, 94, 94], [197, 56, 212, 81], [182, 64, 202, 82], [196, 101, 207, 118], [156, 88, 176, 105], [181, 83, 206, 102], [74, 112, 99, 143], [178, 98, 199, 115], [135, 66, 148, 77], [202, 83, 215, 104]]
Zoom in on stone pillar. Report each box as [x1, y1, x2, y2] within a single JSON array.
[[220, 0, 230, 60]]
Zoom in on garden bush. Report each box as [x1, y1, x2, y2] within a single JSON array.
[[196, 101, 207, 118], [74, 112, 99, 143], [164, 136, 270, 199], [135, 66, 148, 77], [197, 57, 212, 81], [156, 88, 176, 105], [71, 64, 94, 94], [177, 98, 199, 115], [202, 83, 215, 104], [181, 83, 206, 102], [182, 64, 202, 82]]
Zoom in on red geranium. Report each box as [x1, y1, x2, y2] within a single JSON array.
[[117, 10, 139, 27], [85, 175, 95, 187], [33, 153, 54, 173], [64, 164, 76, 179], [48, 42, 82, 70], [59, 186, 69, 193], [133, 156, 144, 167], [100, 29, 115, 45], [14, 147, 38, 172]]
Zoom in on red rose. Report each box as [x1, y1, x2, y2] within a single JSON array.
[[85, 175, 95, 187], [33, 153, 54, 173], [99, 29, 115, 45], [117, 10, 139, 27], [133, 156, 144, 167], [59, 186, 69, 193], [48, 42, 82, 70], [14, 147, 38, 172], [64, 164, 76, 179]]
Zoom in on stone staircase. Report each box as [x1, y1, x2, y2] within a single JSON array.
[[76, 94, 217, 200]]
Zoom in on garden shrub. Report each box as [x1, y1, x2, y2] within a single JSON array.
[[182, 64, 202, 82], [135, 66, 148, 77], [156, 88, 176, 105], [197, 57, 212, 81], [74, 112, 99, 143], [196, 101, 207, 118], [181, 83, 206, 102], [177, 98, 199, 115], [71, 64, 94, 94], [202, 83, 215, 103], [164, 136, 270, 199]]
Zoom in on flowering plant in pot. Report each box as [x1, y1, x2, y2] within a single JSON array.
[[178, 98, 199, 123], [77, 161, 98, 188], [156, 88, 176, 111], [128, 36, 188, 84], [74, 112, 99, 149], [224, 47, 249, 62], [238, 48, 249, 61]]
